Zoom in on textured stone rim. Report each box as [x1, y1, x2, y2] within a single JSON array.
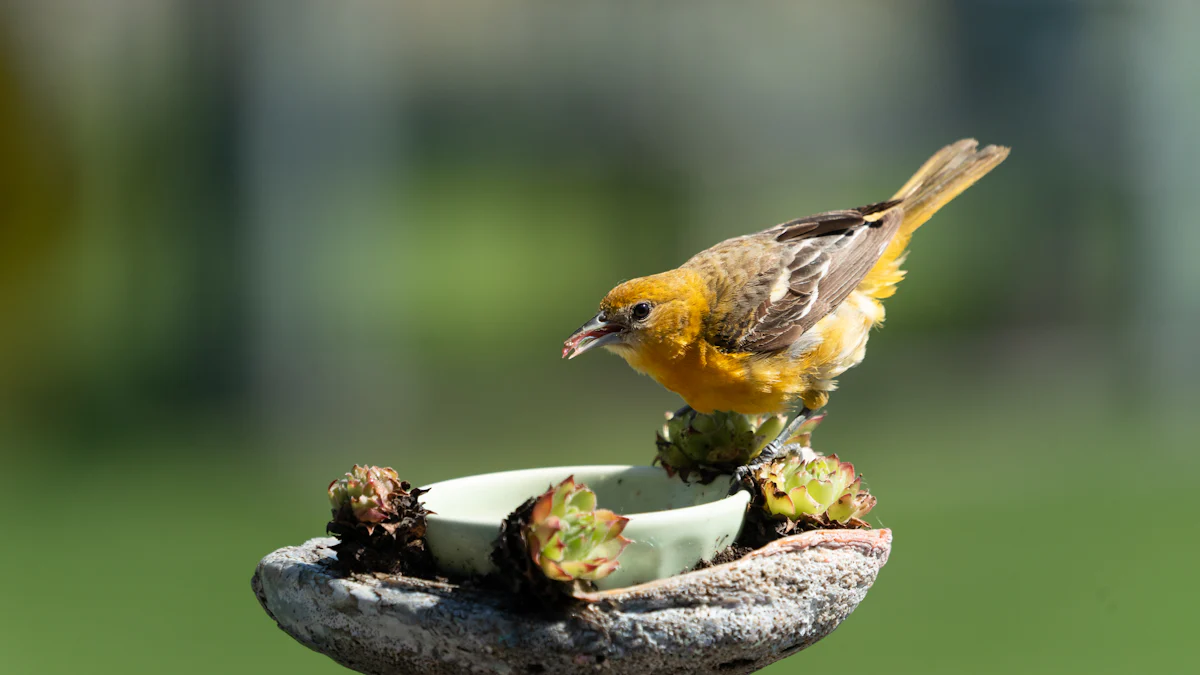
[[254, 528, 891, 675]]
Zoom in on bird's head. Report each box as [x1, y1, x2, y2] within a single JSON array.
[[563, 269, 709, 361]]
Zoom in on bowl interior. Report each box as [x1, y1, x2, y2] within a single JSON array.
[[421, 465, 732, 522]]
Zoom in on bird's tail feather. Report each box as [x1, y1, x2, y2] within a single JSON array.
[[890, 139, 1009, 237], [857, 139, 1008, 302]]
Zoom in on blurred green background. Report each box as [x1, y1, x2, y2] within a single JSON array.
[[2, 1, 1197, 673]]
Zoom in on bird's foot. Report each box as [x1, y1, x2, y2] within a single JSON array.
[[758, 407, 817, 461], [731, 455, 769, 492], [731, 443, 780, 493], [729, 442, 820, 494], [729, 408, 820, 494]]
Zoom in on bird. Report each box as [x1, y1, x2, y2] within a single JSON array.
[[562, 139, 1009, 459]]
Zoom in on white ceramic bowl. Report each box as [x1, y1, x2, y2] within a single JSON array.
[[421, 465, 749, 590]]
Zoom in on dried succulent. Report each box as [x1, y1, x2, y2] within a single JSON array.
[[326, 465, 434, 577]]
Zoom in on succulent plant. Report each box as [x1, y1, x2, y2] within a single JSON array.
[[526, 476, 631, 582], [492, 476, 631, 607], [654, 409, 788, 482], [328, 464, 405, 525], [756, 453, 876, 526], [326, 465, 434, 577], [785, 412, 825, 449]]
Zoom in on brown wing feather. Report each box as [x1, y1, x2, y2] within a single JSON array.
[[690, 203, 902, 354], [740, 207, 902, 352]]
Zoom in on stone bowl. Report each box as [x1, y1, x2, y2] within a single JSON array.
[[420, 465, 750, 589], [252, 528, 892, 675]]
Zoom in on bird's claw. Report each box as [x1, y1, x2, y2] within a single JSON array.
[[730, 444, 779, 494], [729, 467, 753, 495], [729, 442, 817, 494]]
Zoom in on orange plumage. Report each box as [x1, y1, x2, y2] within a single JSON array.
[[563, 140, 1009, 415]]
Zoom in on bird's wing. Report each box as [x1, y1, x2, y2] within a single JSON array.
[[690, 201, 903, 353]]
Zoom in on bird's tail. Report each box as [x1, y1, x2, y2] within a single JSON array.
[[890, 138, 1010, 237], [858, 139, 1009, 301]]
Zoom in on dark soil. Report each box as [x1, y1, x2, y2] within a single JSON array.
[[693, 543, 756, 569]]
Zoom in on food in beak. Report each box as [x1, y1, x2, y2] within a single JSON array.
[[562, 319, 623, 359]]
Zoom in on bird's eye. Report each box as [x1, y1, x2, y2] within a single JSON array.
[[631, 302, 652, 321]]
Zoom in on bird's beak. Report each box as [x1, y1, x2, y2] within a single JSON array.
[[563, 313, 625, 359]]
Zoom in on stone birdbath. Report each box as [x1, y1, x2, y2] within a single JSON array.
[[252, 463, 891, 674]]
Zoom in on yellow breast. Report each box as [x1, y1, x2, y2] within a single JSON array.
[[615, 339, 804, 415], [612, 289, 885, 415]]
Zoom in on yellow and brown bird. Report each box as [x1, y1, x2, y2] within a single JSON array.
[[563, 139, 1008, 452]]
